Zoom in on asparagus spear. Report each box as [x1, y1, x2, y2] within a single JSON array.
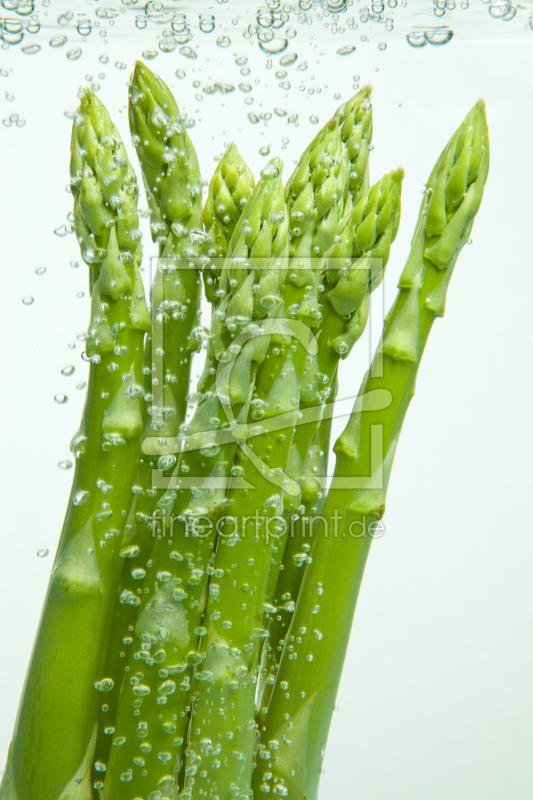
[[129, 60, 204, 429], [293, 168, 404, 493], [182, 95, 380, 799], [89, 62, 208, 781], [203, 143, 256, 303], [261, 167, 403, 726], [254, 100, 489, 800], [0, 90, 149, 800], [275, 87, 376, 587], [103, 160, 289, 800]]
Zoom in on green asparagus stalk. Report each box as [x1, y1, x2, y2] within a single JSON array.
[[260, 88, 375, 678], [261, 167, 403, 725], [0, 90, 149, 800], [254, 100, 489, 800], [103, 160, 289, 800], [89, 62, 208, 782], [294, 168, 403, 488], [283, 87, 376, 472], [182, 94, 379, 799], [126, 60, 206, 578], [129, 60, 204, 427], [203, 143, 256, 303]]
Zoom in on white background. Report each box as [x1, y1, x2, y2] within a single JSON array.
[[1, 2, 532, 798]]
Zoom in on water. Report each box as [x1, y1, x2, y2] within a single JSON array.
[[1, 2, 533, 799]]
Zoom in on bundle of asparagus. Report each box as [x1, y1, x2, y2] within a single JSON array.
[[0, 63, 489, 800]]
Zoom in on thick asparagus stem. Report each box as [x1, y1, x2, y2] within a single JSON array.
[[103, 160, 288, 800], [292, 168, 404, 502], [129, 60, 204, 430], [254, 100, 489, 800], [261, 167, 403, 727], [0, 91, 149, 800], [90, 62, 207, 784]]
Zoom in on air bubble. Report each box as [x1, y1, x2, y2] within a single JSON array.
[[259, 38, 289, 55], [50, 35, 67, 48], [73, 491, 90, 506], [279, 53, 297, 66], [179, 46, 197, 59], [337, 45, 356, 55]]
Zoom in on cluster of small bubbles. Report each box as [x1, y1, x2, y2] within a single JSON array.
[[37, 548, 49, 558], [3, 113, 26, 128], [407, 28, 453, 46]]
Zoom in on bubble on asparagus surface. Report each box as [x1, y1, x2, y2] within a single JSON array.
[[95, 678, 114, 692]]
